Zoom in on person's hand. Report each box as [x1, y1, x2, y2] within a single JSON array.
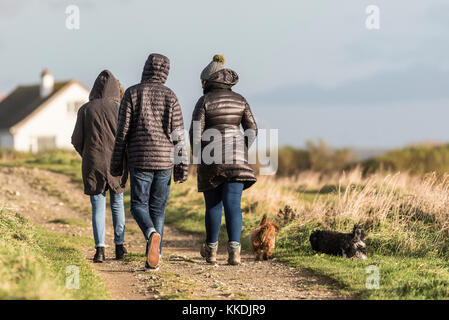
[[175, 181, 181, 184]]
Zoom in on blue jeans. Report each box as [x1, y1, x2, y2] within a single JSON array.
[[203, 182, 244, 244], [130, 168, 171, 252], [90, 189, 125, 248]]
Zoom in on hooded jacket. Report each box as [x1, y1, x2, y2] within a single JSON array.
[[110, 54, 189, 182], [189, 68, 258, 192], [71, 70, 128, 195]]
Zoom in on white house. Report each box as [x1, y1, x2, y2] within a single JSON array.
[[0, 69, 89, 152]]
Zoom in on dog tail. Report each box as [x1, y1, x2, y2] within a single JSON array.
[[260, 214, 268, 226]]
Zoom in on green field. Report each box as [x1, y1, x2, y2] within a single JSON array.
[[2, 148, 449, 299], [0, 207, 109, 299]]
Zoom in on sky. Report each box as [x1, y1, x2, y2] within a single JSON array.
[[0, 0, 448, 149]]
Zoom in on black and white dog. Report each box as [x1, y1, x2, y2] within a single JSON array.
[[309, 225, 367, 259]]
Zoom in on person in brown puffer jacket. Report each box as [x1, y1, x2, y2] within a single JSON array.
[[110, 53, 189, 271], [189, 55, 258, 265], [71, 70, 128, 263]]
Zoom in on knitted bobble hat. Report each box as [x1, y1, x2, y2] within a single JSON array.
[[200, 54, 226, 81]]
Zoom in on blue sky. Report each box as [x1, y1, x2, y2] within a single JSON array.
[[0, 0, 448, 148]]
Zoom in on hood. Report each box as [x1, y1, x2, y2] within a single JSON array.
[[89, 70, 121, 101], [206, 68, 239, 87], [141, 53, 170, 84]]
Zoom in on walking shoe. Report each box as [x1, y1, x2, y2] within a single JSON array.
[[227, 242, 241, 265], [146, 232, 161, 269], [115, 244, 128, 260], [93, 247, 105, 263], [145, 261, 160, 272], [200, 242, 218, 264]]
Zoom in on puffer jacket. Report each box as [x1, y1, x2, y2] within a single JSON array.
[[189, 68, 258, 192], [71, 70, 128, 195], [110, 54, 189, 182]]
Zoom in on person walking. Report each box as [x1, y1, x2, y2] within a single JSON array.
[[189, 55, 258, 265], [110, 53, 189, 271], [71, 70, 128, 263]]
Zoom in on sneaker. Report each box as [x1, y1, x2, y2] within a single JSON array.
[[93, 247, 105, 263], [227, 242, 241, 265], [145, 261, 159, 271], [200, 242, 218, 264], [146, 232, 161, 269], [115, 244, 128, 260]]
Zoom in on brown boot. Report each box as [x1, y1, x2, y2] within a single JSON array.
[[227, 242, 241, 265], [200, 242, 218, 264]]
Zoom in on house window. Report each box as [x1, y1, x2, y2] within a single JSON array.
[[67, 101, 84, 115], [37, 136, 56, 151]]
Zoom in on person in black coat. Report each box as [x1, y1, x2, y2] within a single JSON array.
[[110, 53, 189, 271], [71, 70, 128, 263]]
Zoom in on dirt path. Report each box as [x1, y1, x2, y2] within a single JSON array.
[[0, 166, 346, 300]]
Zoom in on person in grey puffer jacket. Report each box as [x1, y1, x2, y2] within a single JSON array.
[[111, 53, 189, 271], [190, 55, 258, 266]]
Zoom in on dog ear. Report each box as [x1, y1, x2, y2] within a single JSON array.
[[260, 214, 268, 226], [273, 223, 281, 232], [360, 229, 366, 240], [353, 225, 364, 240]]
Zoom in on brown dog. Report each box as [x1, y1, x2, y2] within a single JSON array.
[[250, 214, 281, 261]]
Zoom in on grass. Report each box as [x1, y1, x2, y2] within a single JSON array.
[[0, 149, 83, 185], [48, 217, 88, 227], [0, 207, 109, 299], [4, 149, 449, 299], [364, 143, 449, 175], [276, 222, 449, 299], [165, 169, 449, 299], [0, 149, 133, 214]]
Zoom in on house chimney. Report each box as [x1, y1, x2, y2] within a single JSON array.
[[40, 68, 54, 98]]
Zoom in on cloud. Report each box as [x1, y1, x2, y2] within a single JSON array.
[[250, 65, 449, 106]]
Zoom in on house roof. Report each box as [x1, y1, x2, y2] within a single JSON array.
[[0, 81, 72, 130]]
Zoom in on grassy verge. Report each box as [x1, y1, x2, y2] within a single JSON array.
[[0, 207, 109, 300], [48, 217, 88, 227], [276, 222, 449, 299], [0, 149, 83, 184], [0, 149, 133, 214], [4, 149, 449, 299], [165, 177, 449, 300]]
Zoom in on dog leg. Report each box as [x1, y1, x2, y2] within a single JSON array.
[[267, 247, 274, 259]]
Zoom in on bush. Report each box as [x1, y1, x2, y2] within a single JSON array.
[[262, 140, 357, 176], [363, 144, 449, 175]]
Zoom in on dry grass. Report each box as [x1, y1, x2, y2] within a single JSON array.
[[167, 169, 449, 298], [241, 168, 449, 259]]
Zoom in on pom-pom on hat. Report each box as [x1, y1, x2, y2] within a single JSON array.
[[200, 54, 226, 81]]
